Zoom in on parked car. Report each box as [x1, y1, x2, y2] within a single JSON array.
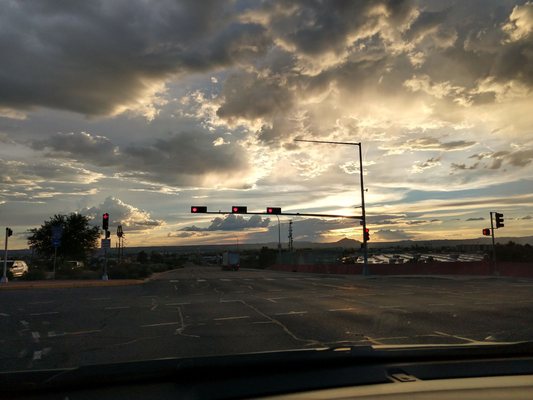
[[3, 260, 29, 277]]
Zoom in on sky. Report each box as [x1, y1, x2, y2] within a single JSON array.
[[1, 0, 533, 249]]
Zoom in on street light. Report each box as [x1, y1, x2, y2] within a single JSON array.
[[295, 139, 369, 275]]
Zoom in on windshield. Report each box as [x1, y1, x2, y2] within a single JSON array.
[[1, 0, 533, 375]]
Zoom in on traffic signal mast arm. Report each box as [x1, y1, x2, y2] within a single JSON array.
[[191, 207, 363, 220]]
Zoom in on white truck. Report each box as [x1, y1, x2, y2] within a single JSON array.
[[222, 252, 240, 271]]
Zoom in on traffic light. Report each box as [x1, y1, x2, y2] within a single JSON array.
[[191, 206, 207, 213], [105, 230, 111, 239], [232, 206, 247, 214], [6, 227, 13, 237], [102, 213, 109, 230], [495, 213, 504, 228], [117, 225, 123, 238], [364, 228, 370, 242], [266, 207, 282, 215], [482, 228, 491, 236]]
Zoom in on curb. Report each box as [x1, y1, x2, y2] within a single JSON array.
[[0, 279, 144, 291]]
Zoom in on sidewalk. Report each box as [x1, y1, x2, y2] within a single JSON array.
[[0, 279, 144, 290]]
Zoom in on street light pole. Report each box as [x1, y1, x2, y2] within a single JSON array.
[[295, 139, 369, 275]]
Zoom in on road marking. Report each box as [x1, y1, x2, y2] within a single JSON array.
[[32, 351, 42, 360], [141, 322, 180, 328], [32, 332, 40, 342], [165, 302, 190, 306], [90, 297, 111, 301], [275, 311, 308, 316], [48, 330, 101, 337], [0, 313, 9, 317], [214, 316, 250, 321], [328, 307, 356, 312], [266, 297, 289, 303], [105, 306, 130, 310], [243, 278, 253, 281], [30, 311, 59, 316], [263, 278, 275, 281], [170, 280, 179, 283], [174, 285, 178, 291], [220, 299, 240, 303], [197, 279, 206, 282], [20, 320, 29, 327], [29, 300, 55, 305]]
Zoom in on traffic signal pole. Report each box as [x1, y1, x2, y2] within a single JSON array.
[[490, 212, 496, 275], [294, 139, 369, 275], [1, 228, 9, 283]]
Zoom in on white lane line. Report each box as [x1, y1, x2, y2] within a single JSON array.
[[197, 279, 206, 282], [104, 306, 130, 310], [48, 330, 101, 337], [328, 307, 356, 312], [90, 297, 111, 301], [0, 313, 10, 317], [29, 301, 55, 305], [266, 297, 289, 303], [214, 316, 250, 321], [32, 351, 42, 360], [263, 278, 275, 281], [170, 280, 179, 283], [32, 332, 40, 342], [30, 311, 59, 316], [141, 322, 180, 328], [274, 311, 308, 316], [165, 302, 190, 306]]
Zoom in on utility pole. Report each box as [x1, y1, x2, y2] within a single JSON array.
[[295, 139, 369, 275]]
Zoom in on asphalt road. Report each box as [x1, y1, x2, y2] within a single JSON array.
[[1, 266, 533, 371]]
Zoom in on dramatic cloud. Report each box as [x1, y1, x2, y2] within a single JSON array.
[[82, 196, 163, 231], [2, 1, 533, 247], [32, 131, 252, 188], [0, 0, 270, 118]]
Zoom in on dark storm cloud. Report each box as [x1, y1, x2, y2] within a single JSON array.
[[261, 0, 415, 56], [0, 0, 270, 116], [181, 214, 270, 232], [466, 217, 485, 221], [32, 131, 251, 187]]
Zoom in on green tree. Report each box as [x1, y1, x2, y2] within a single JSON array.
[[27, 213, 100, 261]]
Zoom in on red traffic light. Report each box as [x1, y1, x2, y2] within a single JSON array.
[[364, 228, 370, 242], [102, 213, 109, 230], [266, 207, 282, 215], [232, 206, 247, 214], [482, 228, 491, 236], [191, 206, 207, 213]]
